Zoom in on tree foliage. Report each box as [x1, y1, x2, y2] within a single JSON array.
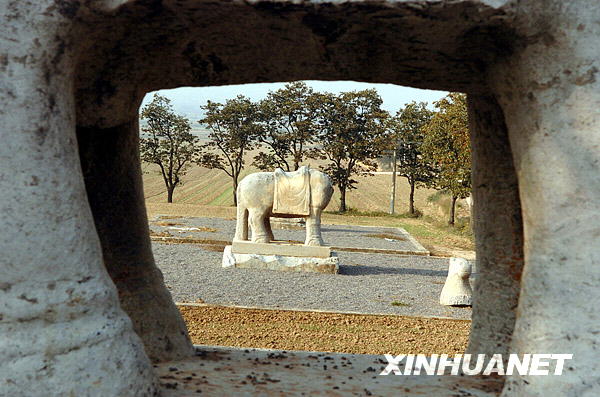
[[311, 89, 391, 212], [253, 82, 319, 171], [390, 101, 435, 215], [140, 94, 198, 203], [198, 96, 262, 206], [422, 93, 471, 225]]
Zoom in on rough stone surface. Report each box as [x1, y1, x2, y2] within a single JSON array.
[[0, 3, 158, 394], [440, 258, 473, 306], [78, 120, 194, 362], [157, 346, 502, 396], [490, 3, 600, 394], [466, 94, 523, 358], [222, 246, 339, 274], [235, 168, 333, 246], [72, 0, 519, 128]]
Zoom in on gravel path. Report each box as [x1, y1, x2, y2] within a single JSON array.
[[153, 239, 472, 320]]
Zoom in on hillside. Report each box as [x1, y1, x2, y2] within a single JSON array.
[[142, 162, 467, 218]]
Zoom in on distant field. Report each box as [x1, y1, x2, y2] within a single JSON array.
[[142, 162, 446, 216]]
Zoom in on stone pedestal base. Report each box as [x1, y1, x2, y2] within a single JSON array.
[[232, 240, 331, 258], [222, 245, 339, 274]]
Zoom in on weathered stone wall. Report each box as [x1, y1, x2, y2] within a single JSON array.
[[73, 0, 518, 127], [467, 94, 523, 358], [77, 119, 194, 362], [491, 2, 600, 395], [0, 2, 158, 395]]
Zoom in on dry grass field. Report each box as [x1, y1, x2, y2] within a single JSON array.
[[143, 162, 466, 216], [142, 144, 439, 211]]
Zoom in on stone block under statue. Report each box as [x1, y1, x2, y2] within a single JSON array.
[[232, 240, 331, 258], [222, 243, 339, 274]]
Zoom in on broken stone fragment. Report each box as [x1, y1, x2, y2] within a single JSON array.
[[222, 245, 339, 274], [440, 257, 472, 306]]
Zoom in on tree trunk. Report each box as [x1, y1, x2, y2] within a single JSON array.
[[449, 195, 457, 225], [232, 179, 238, 207], [389, 150, 397, 214], [167, 185, 174, 203], [409, 180, 416, 215], [339, 187, 347, 213]]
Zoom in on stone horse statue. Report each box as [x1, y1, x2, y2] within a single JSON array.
[[234, 166, 334, 246]]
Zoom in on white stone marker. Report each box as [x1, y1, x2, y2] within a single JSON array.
[[222, 245, 339, 274], [439, 257, 472, 306]]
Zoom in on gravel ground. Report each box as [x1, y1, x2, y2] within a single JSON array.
[[153, 240, 472, 320], [150, 216, 427, 253]]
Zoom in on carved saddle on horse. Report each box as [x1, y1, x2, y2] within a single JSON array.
[[272, 166, 311, 216]]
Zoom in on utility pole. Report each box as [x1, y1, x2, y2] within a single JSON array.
[[389, 147, 397, 214]]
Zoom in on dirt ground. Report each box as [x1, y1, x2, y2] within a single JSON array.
[[179, 305, 470, 355]]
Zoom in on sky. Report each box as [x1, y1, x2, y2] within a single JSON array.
[[141, 81, 448, 121]]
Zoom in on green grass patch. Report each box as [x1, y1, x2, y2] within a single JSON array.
[[321, 207, 474, 251], [208, 186, 233, 206], [325, 207, 421, 219], [427, 191, 447, 203], [365, 233, 406, 241], [423, 215, 473, 239]]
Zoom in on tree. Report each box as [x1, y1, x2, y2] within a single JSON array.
[[422, 93, 471, 225], [312, 89, 391, 212], [198, 96, 262, 206], [140, 94, 198, 203], [390, 101, 435, 215], [253, 81, 318, 171]]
